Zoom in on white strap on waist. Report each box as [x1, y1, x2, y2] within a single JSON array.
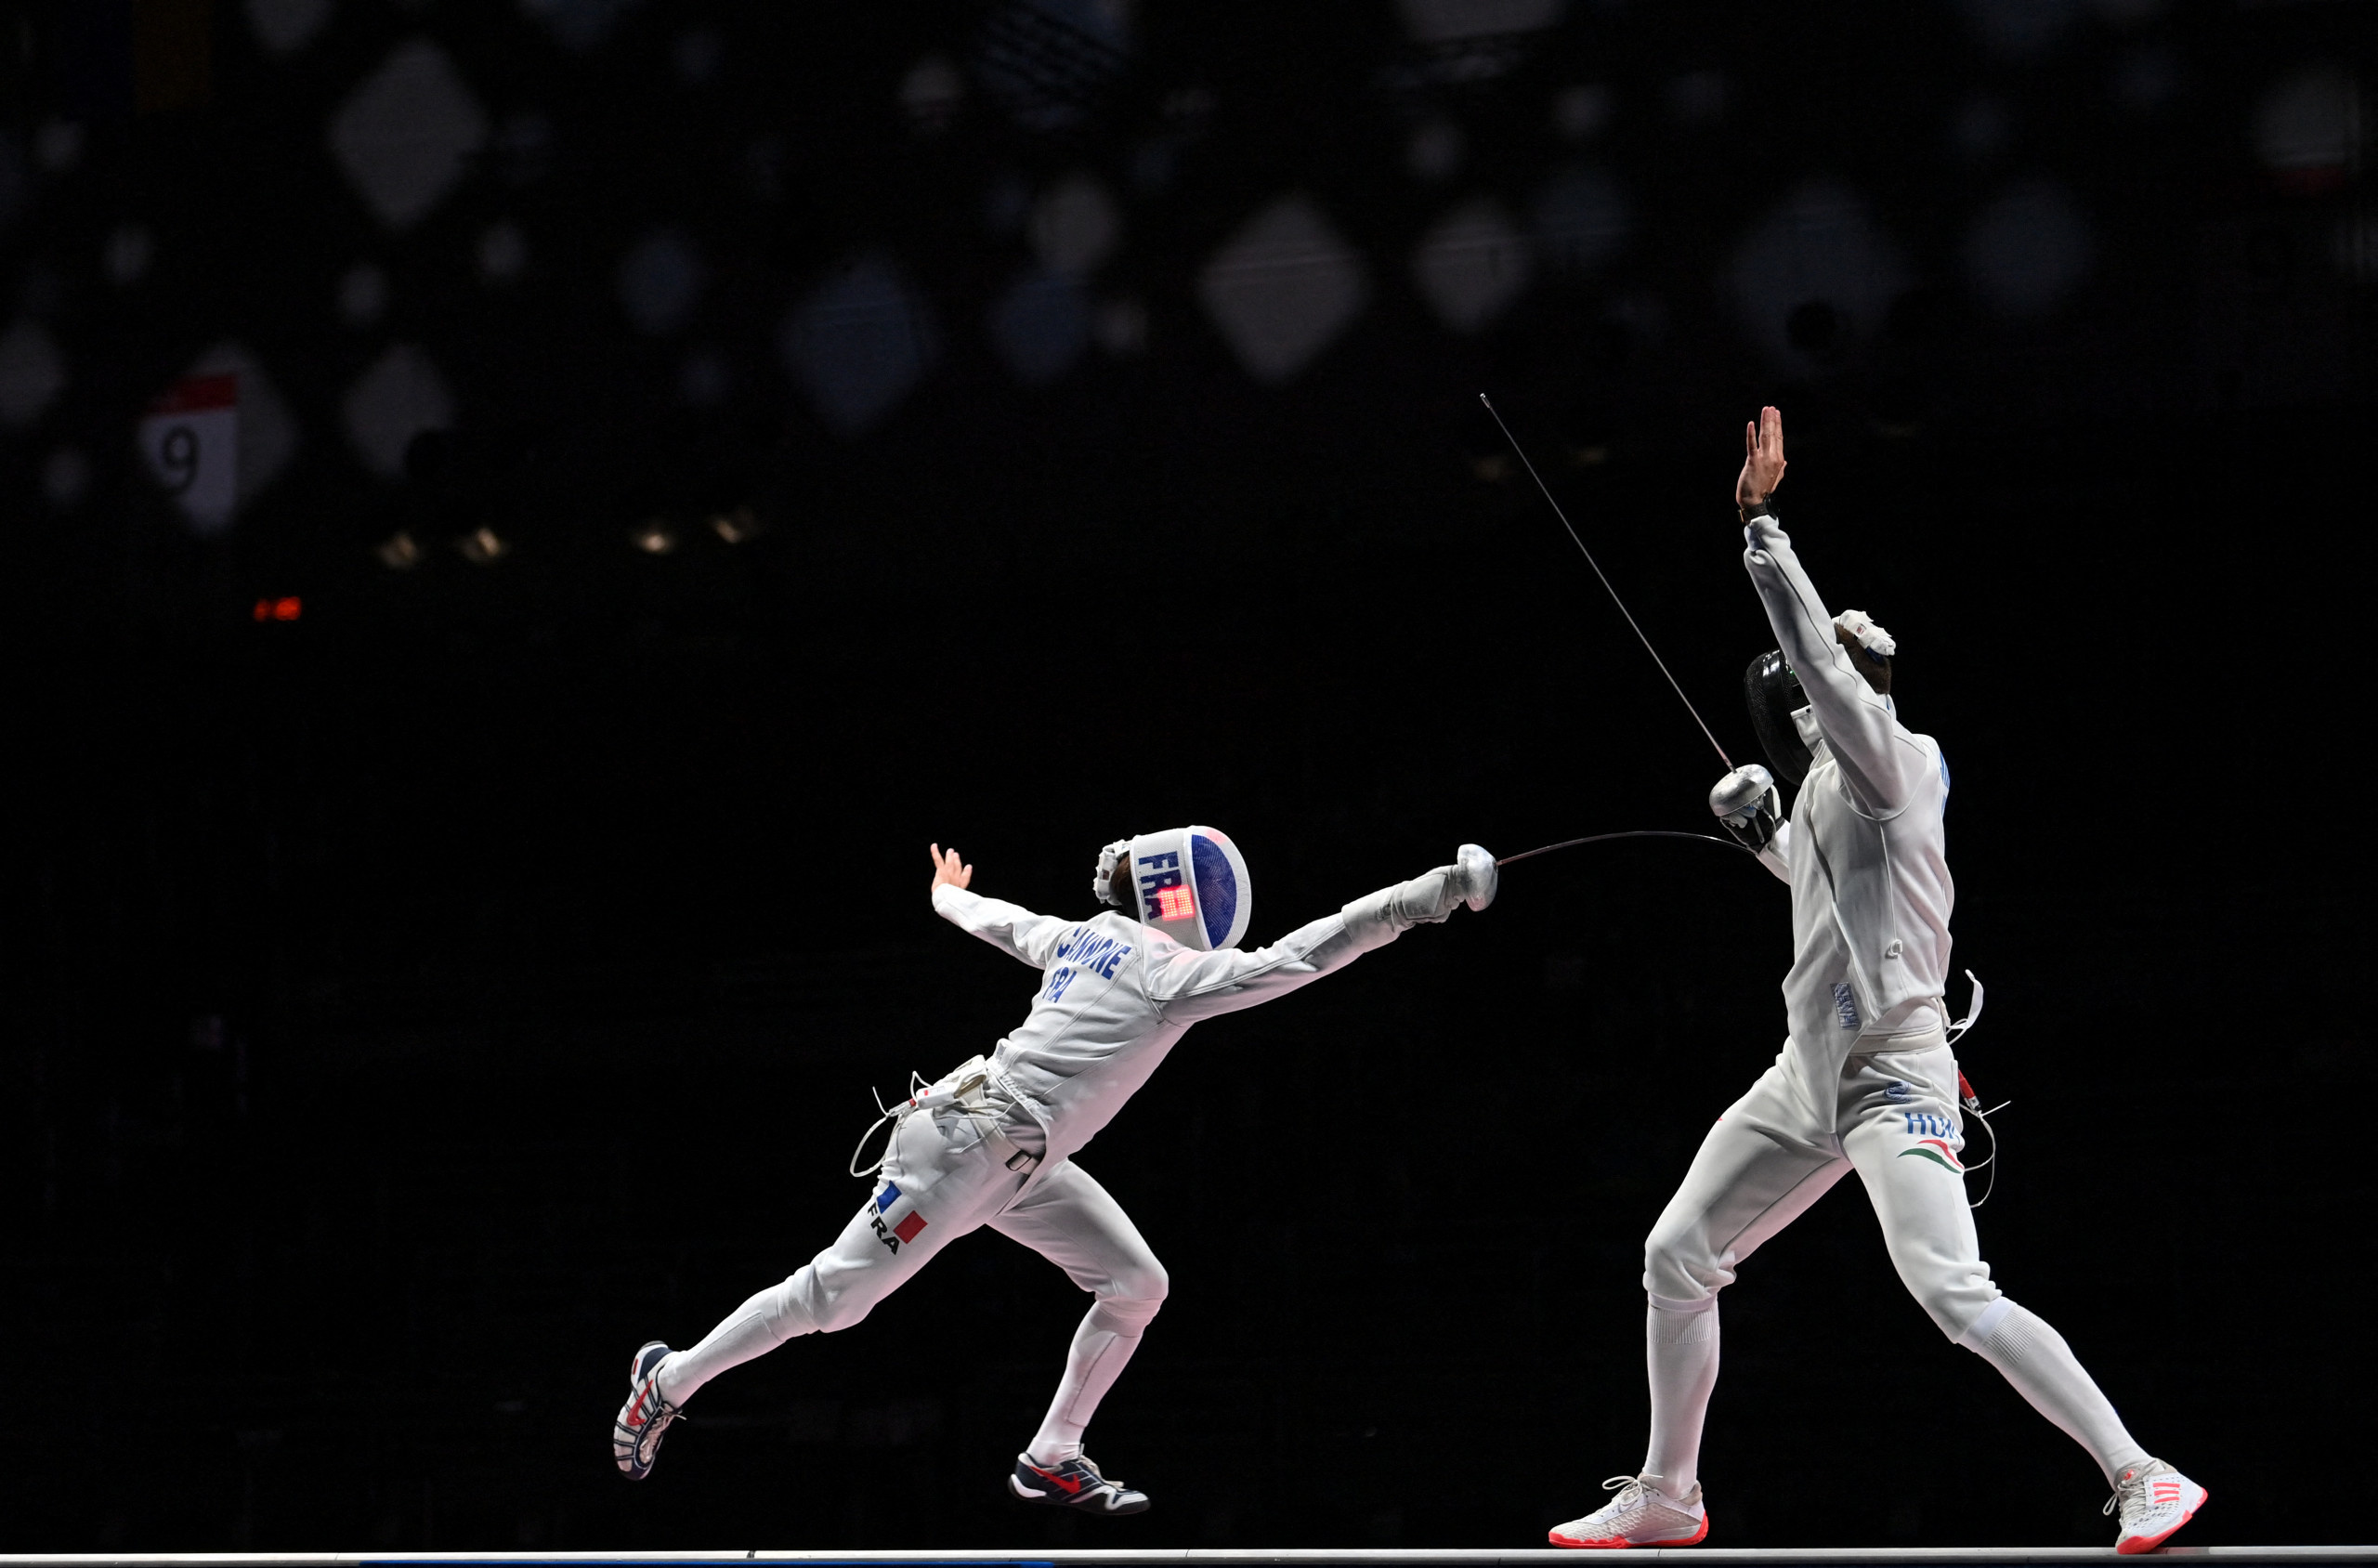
[[847, 1057, 1041, 1180], [1944, 968, 1984, 1046]]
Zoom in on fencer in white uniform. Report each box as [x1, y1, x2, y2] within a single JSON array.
[[1548, 409, 2204, 1554], [613, 829, 1497, 1515]]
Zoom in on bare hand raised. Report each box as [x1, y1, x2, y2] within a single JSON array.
[[1736, 405, 1787, 507], [928, 843, 973, 894]]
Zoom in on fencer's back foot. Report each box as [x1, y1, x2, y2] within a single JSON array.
[[1009, 1452, 1152, 1516]]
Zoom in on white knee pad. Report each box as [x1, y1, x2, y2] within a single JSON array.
[[790, 1267, 876, 1335], [1086, 1296, 1159, 1339], [1642, 1222, 1725, 1304], [1905, 1263, 2003, 1340], [1093, 1263, 1169, 1333], [1116, 1261, 1169, 1306], [1648, 1289, 1718, 1315], [1953, 1294, 2015, 1350]]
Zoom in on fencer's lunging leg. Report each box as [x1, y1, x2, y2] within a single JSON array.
[[988, 1158, 1169, 1465], [658, 1112, 1013, 1405], [660, 1280, 806, 1404], [1958, 1300, 2149, 1485], [659, 1185, 973, 1402], [1842, 1049, 2148, 1486]]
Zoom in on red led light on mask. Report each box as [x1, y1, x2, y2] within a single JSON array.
[[1154, 886, 1196, 921]]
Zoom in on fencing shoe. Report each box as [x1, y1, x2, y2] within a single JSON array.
[[1009, 1452, 1151, 1515], [2107, 1458, 2206, 1554], [611, 1341, 683, 1480], [1549, 1474, 1708, 1548]]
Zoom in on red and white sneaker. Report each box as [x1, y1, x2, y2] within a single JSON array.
[[611, 1340, 683, 1480], [2108, 1458, 2206, 1554], [1549, 1474, 1708, 1548]]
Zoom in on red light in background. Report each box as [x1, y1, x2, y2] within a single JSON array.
[[1155, 886, 1196, 921], [252, 596, 302, 622]]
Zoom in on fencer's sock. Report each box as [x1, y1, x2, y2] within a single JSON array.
[[1958, 1298, 2149, 1485], [657, 1274, 817, 1405], [1026, 1300, 1148, 1468], [1643, 1292, 1719, 1499]]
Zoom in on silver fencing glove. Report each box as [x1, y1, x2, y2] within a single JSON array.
[[1709, 764, 1783, 852], [1340, 844, 1497, 951]]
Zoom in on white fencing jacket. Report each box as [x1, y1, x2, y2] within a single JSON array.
[[1743, 515, 1954, 1087], [931, 874, 1440, 1172]]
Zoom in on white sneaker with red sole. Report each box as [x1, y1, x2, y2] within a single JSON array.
[[1549, 1474, 1707, 1548], [2108, 1457, 2206, 1554]]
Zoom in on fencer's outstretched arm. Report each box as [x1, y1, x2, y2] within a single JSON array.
[[1150, 847, 1497, 1023], [928, 843, 1073, 968], [925, 842, 1496, 1011]]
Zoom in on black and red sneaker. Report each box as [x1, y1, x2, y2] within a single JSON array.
[[1008, 1452, 1150, 1515]]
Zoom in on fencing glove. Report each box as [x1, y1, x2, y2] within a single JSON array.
[[1341, 843, 1496, 951]]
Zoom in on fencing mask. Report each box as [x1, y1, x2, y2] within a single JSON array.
[[1744, 613, 1898, 786], [1744, 649, 1814, 786], [1092, 826, 1253, 952]]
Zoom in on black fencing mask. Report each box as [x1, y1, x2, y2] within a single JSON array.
[[1744, 648, 1813, 786]]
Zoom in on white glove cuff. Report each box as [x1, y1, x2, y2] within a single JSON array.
[[1833, 608, 1897, 658], [1341, 867, 1458, 950]]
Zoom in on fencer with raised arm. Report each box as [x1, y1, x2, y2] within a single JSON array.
[[612, 830, 1497, 1517], [1548, 409, 2203, 1555]]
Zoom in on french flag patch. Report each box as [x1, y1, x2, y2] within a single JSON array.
[[874, 1182, 927, 1245]]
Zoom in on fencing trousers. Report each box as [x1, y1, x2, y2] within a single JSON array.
[[655, 1095, 1168, 1463], [1636, 1037, 2147, 1494]]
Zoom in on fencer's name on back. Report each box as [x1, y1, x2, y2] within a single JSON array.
[[1052, 927, 1131, 978], [1041, 925, 1132, 1003]]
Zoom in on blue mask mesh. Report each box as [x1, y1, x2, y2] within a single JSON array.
[[1190, 834, 1238, 948]]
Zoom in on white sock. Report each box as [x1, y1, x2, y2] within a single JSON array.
[[1958, 1298, 2149, 1485], [1642, 1293, 1718, 1500], [1026, 1300, 1146, 1466], [657, 1274, 816, 1405]]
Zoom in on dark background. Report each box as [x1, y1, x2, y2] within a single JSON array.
[[6, 0, 2373, 1552]]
